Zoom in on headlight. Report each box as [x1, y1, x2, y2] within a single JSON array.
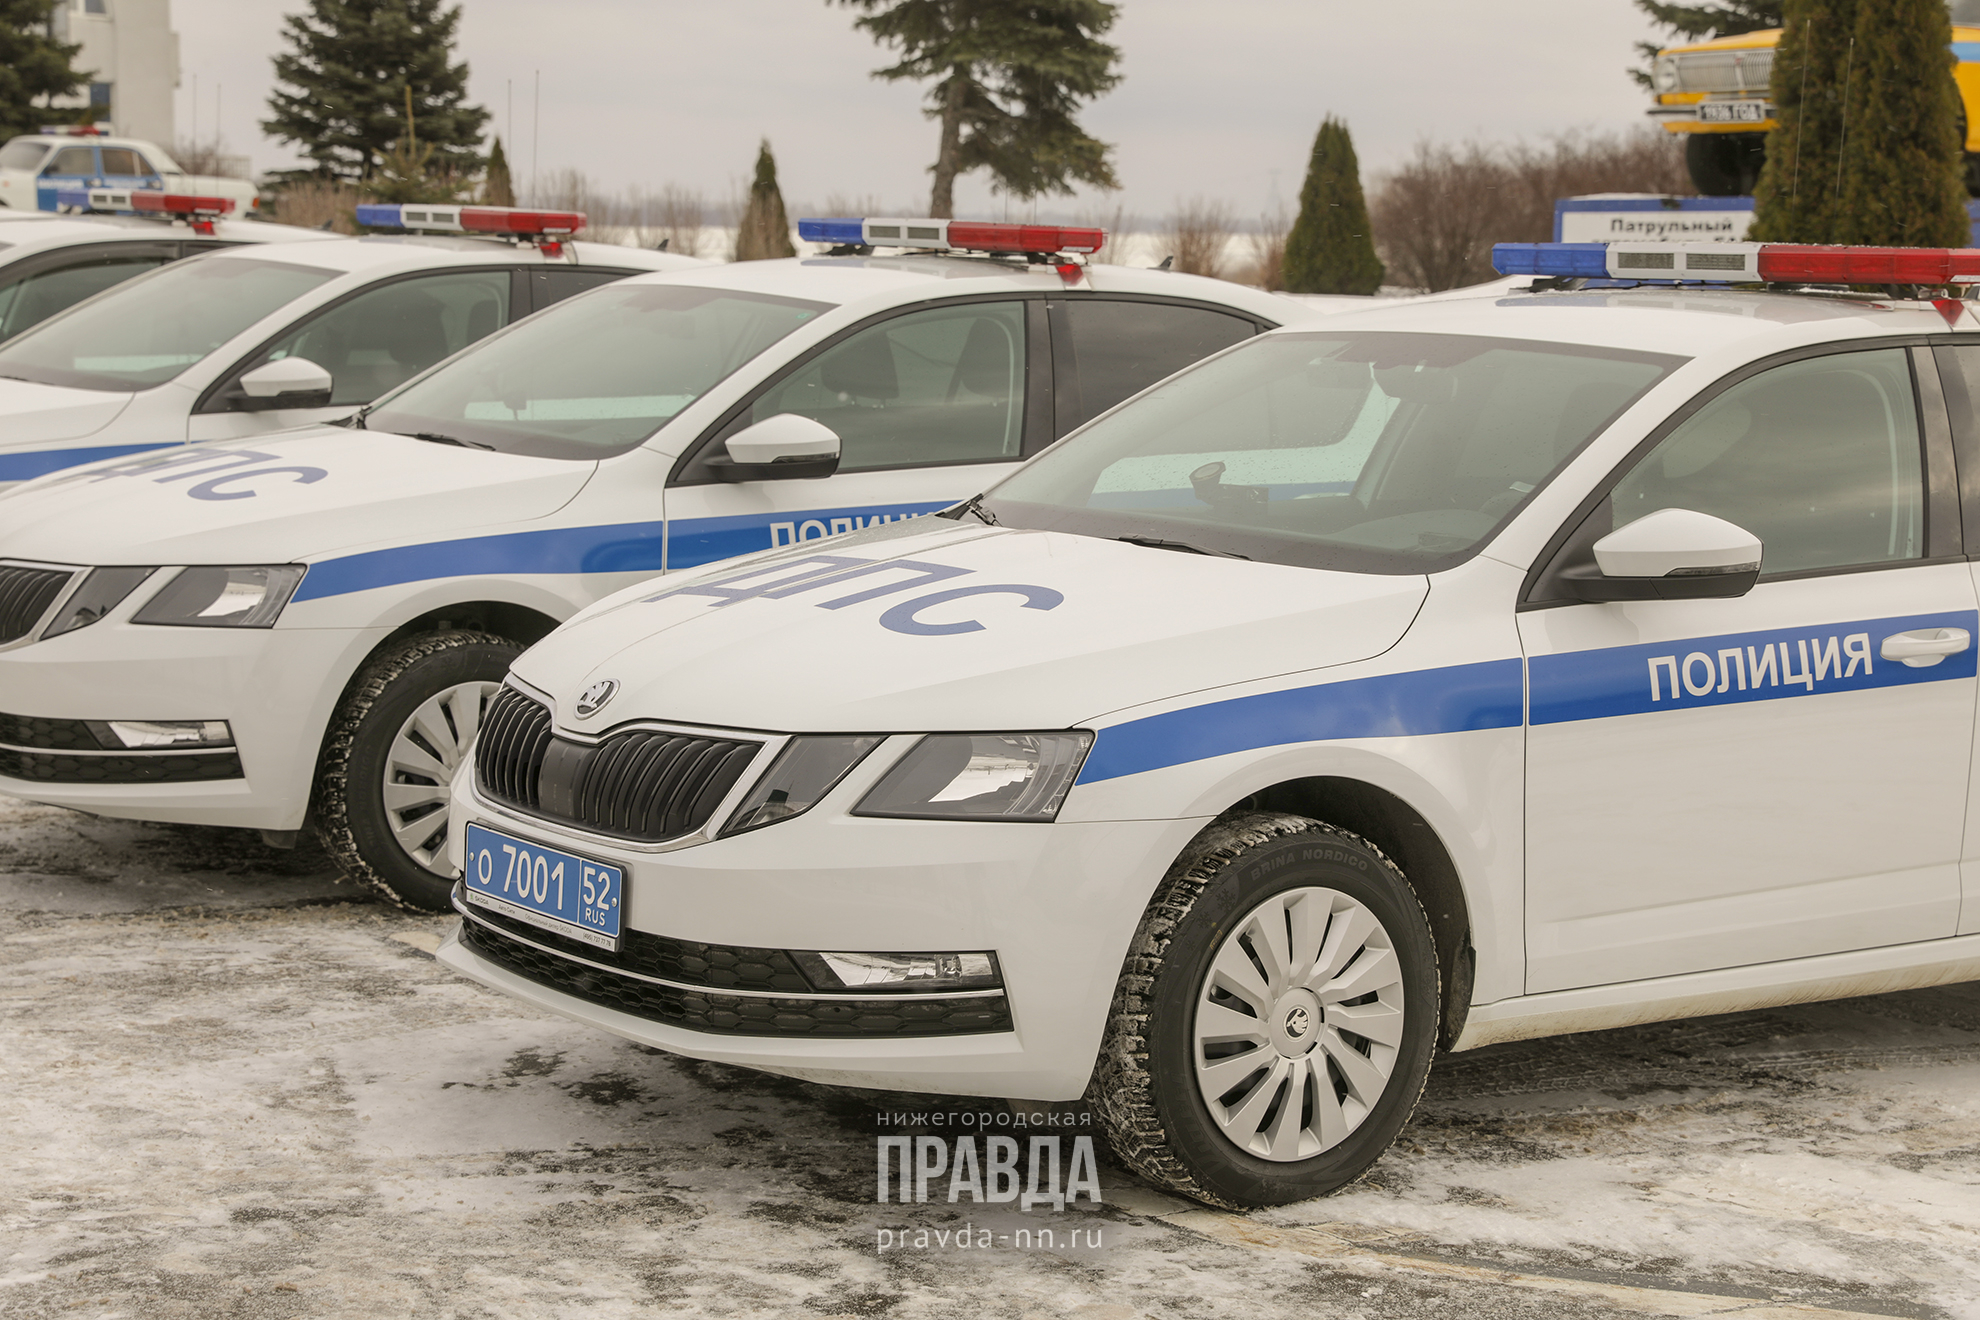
[[1654, 57, 1681, 92], [722, 735, 884, 834], [852, 732, 1092, 823], [42, 567, 156, 637], [131, 565, 305, 628]]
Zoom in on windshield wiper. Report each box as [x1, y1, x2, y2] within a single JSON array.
[[404, 430, 493, 450], [1114, 535, 1250, 560], [943, 493, 1000, 526]]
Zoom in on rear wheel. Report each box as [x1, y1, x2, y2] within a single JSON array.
[[1090, 813, 1439, 1208], [315, 630, 518, 911], [1685, 132, 1765, 196]]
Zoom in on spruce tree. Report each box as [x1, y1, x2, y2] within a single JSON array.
[[0, 0, 84, 141], [734, 141, 796, 262], [483, 136, 514, 207], [1282, 118, 1384, 296], [1750, 0, 1966, 246], [834, 0, 1121, 217], [263, 0, 489, 182]]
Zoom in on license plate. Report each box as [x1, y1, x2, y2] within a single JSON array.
[[462, 822, 623, 950], [1698, 100, 1768, 123]]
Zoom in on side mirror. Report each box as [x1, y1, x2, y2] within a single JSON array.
[[706, 413, 841, 482], [235, 357, 333, 412], [1560, 508, 1761, 602]]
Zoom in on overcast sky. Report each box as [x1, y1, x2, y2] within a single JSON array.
[[174, 0, 1671, 220]]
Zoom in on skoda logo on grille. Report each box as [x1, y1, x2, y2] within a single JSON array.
[[574, 679, 619, 718]]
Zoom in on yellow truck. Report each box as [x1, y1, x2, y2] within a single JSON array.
[[1650, 0, 1980, 194]]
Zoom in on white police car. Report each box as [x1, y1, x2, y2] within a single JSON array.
[[0, 195, 330, 347], [0, 127, 261, 215], [432, 238, 1980, 1208], [0, 203, 699, 486], [0, 217, 1306, 911]]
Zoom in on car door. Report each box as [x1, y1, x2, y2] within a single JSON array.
[[1517, 344, 1974, 994], [34, 144, 100, 210], [0, 240, 177, 341], [1923, 341, 1980, 936], [98, 146, 162, 192], [663, 297, 1052, 568], [188, 267, 519, 442]]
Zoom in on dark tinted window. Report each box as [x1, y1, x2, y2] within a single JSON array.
[[99, 147, 152, 175], [1056, 300, 1255, 431], [229, 268, 512, 407], [44, 146, 95, 176], [1611, 348, 1924, 575], [0, 252, 172, 341], [748, 300, 1026, 471], [532, 267, 626, 311]]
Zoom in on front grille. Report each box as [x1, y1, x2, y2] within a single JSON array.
[[474, 686, 762, 842], [460, 917, 1013, 1038], [0, 565, 74, 645], [1670, 48, 1774, 95], [0, 747, 242, 783]]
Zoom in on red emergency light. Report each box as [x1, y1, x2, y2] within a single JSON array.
[[945, 222, 1105, 255], [1752, 245, 1980, 284]]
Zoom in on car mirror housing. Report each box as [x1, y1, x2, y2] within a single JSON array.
[[708, 413, 841, 482], [1562, 508, 1762, 602], [235, 357, 333, 412]]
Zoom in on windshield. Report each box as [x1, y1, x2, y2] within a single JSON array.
[[982, 331, 1683, 575], [0, 256, 337, 391], [365, 283, 831, 459], [0, 140, 50, 171]]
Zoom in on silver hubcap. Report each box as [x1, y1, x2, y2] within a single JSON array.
[[1192, 886, 1407, 1162], [381, 680, 498, 875]]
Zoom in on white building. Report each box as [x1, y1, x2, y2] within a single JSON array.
[[48, 0, 180, 146]]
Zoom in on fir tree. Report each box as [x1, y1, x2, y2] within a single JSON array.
[[0, 0, 84, 141], [734, 141, 796, 262], [1630, 1, 1784, 88], [1750, 0, 1966, 246], [834, 0, 1121, 217], [482, 136, 514, 207], [263, 0, 489, 182], [1282, 117, 1384, 296]]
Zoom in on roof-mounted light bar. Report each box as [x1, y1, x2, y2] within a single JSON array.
[[797, 216, 1106, 256], [1494, 240, 1980, 285], [54, 187, 236, 234], [38, 124, 106, 136], [355, 203, 586, 255]]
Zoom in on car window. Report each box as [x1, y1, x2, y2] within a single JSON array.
[[0, 140, 50, 171], [43, 146, 95, 176], [1056, 300, 1256, 432], [532, 267, 626, 311], [748, 300, 1027, 472], [0, 253, 173, 341], [985, 331, 1679, 574], [0, 256, 337, 391], [365, 283, 829, 459], [239, 269, 512, 407], [1610, 348, 1924, 576], [99, 147, 151, 176]]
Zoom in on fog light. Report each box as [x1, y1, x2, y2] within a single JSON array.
[[86, 719, 234, 749], [793, 949, 1001, 993]]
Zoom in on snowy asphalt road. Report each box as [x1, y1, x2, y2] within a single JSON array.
[[3, 794, 1979, 1320]]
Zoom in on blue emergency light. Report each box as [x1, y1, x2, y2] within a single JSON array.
[[1493, 240, 1980, 285]]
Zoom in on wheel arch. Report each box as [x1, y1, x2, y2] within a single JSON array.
[[1219, 775, 1475, 1050]]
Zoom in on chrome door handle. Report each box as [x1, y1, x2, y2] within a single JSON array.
[[1880, 627, 1972, 668]]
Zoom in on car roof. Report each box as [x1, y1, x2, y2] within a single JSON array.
[[1270, 282, 1961, 363], [607, 252, 1309, 324], [0, 213, 336, 254], [192, 234, 704, 277]]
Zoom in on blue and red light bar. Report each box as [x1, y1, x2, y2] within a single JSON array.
[[54, 188, 235, 234], [354, 203, 586, 237], [1495, 241, 1980, 284], [797, 216, 1106, 255]]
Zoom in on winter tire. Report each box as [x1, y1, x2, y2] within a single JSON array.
[[315, 630, 519, 911], [1090, 813, 1439, 1209]]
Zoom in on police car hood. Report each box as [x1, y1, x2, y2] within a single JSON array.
[[0, 376, 134, 448], [515, 519, 1429, 733], [0, 428, 592, 565]]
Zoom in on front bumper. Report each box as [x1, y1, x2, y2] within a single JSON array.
[[439, 764, 1209, 1100], [0, 613, 387, 830]]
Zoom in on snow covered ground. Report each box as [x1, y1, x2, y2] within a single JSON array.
[[3, 793, 1977, 1319]]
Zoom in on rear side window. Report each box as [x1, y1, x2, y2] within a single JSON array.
[[1054, 299, 1256, 433], [99, 147, 155, 176], [43, 146, 95, 176], [0, 252, 173, 341]]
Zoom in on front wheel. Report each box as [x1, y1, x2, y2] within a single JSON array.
[[1090, 813, 1439, 1208], [1685, 131, 1765, 196], [314, 630, 519, 911]]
